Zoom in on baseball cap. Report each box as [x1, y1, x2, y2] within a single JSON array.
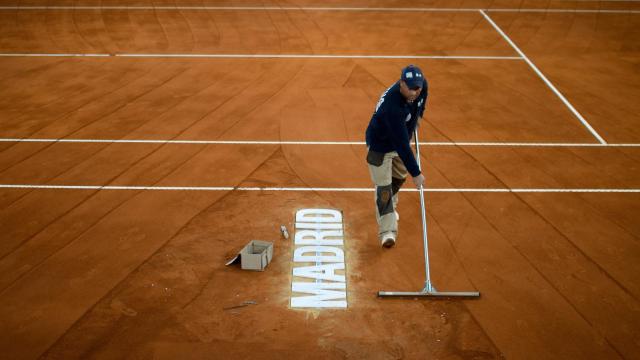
[[400, 65, 424, 89]]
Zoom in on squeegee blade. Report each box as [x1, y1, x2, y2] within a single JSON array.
[[378, 290, 480, 298]]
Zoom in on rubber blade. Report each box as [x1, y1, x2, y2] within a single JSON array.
[[378, 290, 480, 298]]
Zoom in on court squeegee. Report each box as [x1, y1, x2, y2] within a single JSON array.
[[378, 130, 480, 299]]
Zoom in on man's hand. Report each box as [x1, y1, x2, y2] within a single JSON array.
[[412, 174, 425, 189]]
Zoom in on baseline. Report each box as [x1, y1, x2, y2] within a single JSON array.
[[0, 6, 638, 13]]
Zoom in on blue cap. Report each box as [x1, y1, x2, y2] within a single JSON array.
[[401, 65, 424, 89]]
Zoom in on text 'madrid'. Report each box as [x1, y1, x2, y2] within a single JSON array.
[[291, 209, 347, 308]]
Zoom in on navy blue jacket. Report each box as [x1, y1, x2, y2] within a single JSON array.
[[365, 79, 428, 177]]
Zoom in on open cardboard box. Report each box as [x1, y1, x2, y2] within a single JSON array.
[[226, 240, 273, 271]]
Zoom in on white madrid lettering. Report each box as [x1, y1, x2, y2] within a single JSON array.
[[293, 263, 345, 282], [291, 208, 347, 308], [291, 282, 347, 308], [294, 246, 344, 263], [294, 229, 343, 246]]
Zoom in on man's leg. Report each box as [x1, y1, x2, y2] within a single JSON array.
[[391, 154, 409, 219], [367, 150, 397, 247]]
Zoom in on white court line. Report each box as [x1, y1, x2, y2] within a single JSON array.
[[1, 138, 639, 147], [0, 138, 367, 145], [0, 184, 638, 193], [118, 54, 521, 60], [0, 53, 521, 60], [0, 6, 479, 11], [560, 0, 640, 2], [0, 53, 110, 57], [479, 10, 607, 145], [0, 6, 638, 13], [488, 8, 640, 13]]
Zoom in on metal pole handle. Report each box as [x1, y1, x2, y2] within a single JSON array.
[[413, 130, 433, 292]]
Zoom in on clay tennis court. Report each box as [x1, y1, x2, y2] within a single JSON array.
[[0, 1, 639, 359]]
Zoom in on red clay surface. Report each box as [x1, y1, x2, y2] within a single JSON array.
[[0, 2, 639, 360]]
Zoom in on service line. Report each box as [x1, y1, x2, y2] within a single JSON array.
[[1, 138, 639, 147], [0, 184, 638, 193], [119, 54, 521, 60], [479, 10, 607, 145]]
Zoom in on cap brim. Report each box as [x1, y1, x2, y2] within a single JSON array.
[[404, 79, 423, 89]]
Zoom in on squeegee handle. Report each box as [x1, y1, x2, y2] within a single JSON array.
[[413, 130, 433, 292]]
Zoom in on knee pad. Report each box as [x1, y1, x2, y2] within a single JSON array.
[[376, 184, 394, 216], [391, 177, 406, 196]]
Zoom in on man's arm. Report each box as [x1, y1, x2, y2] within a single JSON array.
[[384, 111, 421, 179], [408, 80, 428, 188]]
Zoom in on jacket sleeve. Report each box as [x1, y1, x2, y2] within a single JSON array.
[[384, 109, 421, 177]]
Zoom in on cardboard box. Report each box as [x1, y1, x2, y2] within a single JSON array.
[[226, 240, 273, 271]]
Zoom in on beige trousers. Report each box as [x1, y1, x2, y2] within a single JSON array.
[[367, 151, 408, 239]]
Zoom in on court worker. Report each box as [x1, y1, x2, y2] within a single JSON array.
[[365, 64, 427, 248]]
